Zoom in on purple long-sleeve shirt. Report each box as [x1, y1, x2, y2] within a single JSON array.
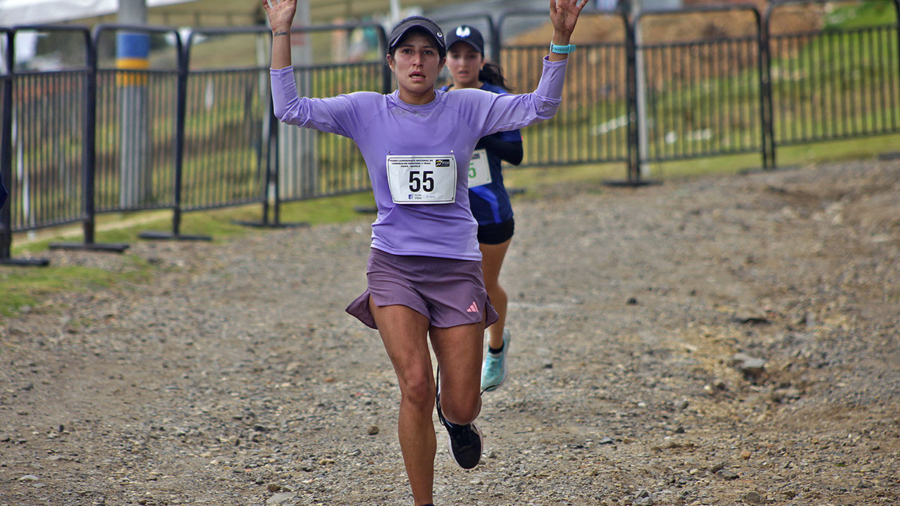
[[271, 57, 567, 261]]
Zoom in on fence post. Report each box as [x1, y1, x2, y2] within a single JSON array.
[[137, 26, 210, 241], [49, 27, 129, 253], [199, 27, 308, 230], [759, 7, 775, 169], [602, 8, 658, 187], [1, 29, 49, 266], [626, 11, 641, 183]]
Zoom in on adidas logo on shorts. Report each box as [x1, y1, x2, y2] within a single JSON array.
[[466, 301, 478, 313]]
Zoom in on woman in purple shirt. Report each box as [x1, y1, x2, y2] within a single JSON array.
[[264, 1, 588, 504]]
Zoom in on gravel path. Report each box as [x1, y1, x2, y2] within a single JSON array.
[[2, 159, 899, 506]]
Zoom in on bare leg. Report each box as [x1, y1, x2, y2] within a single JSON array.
[[369, 298, 435, 506], [430, 321, 484, 425], [479, 238, 511, 350]]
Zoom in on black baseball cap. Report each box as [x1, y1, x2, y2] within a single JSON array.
[[445, 25, 484, 55], [388, 16, 446, 58]]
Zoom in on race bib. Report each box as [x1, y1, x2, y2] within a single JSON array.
[[386, 155, 457, 204], [468, 149, 492, 188]]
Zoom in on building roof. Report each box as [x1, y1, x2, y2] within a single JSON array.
[[0, 0, 482, 27]]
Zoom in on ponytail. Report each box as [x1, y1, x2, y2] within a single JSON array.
[[478, 62, 514, 92]]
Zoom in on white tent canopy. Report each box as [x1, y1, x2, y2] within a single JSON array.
[[0, 0, 493, 27]]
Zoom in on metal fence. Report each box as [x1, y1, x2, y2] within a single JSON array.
[[7, 27, 90, 233], [2, 2, 900, 264], [764, 0, 900, 167], [278, 23, 389, 205], [500, 10, 633, 169], [636, 6, 768, 166]]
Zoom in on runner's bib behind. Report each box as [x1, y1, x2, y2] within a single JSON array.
[[387, 155, 457, 204], [467, 149, 492, 188]]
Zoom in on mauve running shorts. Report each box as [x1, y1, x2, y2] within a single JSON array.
[[346, 248, 499, 330]]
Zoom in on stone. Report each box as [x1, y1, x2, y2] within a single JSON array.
[[266, 492, 295, 505], [742, 491, 762, 503]]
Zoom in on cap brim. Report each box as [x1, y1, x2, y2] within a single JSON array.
[[447, 39, 483, 54], [389, 20, 445, 52]]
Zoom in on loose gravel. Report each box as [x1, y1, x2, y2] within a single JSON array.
[[1, 159, 899, 506]]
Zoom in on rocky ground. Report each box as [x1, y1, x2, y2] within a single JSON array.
[[1, 159, 898, 506]]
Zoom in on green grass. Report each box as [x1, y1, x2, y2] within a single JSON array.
[[644, 131, 900, 178], [0, 257, 152, 318], [504, 162, 626, 198], [824, 1, 898, 30]]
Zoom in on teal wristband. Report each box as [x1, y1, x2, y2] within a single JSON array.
[[550, 42, 576, 54]]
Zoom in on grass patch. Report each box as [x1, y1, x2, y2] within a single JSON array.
[[3, 192, 376, 318], [649, 132, 900, 178], [505, 162, 626, 199], [12, 191, 376, 254], [0, 257, 152, 318]]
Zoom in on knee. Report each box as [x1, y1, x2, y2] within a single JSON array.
[[440, 392, 480, 425], [398, 370, 435, 410]]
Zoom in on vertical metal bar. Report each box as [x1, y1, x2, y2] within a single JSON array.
[[35, 75, 45, 226], [797, 33, 806, 142], [860, 27, 870, 133], [849, 30, 858, 135], [735, 39, 744, 152], [648, 43, 656, 160], [676, 43, 684, 160], [878, 29, 896, 130], [812, 32, 822, 138], [627, 15, 639, 181], [698, 42, 705, 156], [718, 40, 725, 153], [1, 30, 13, 259], [838, 30, 849, 137], [790, 35, 800, 143], [889, 25, 900, 130], [715, 40, 723, 154], [761, 8, 774, 168], [661, 45, 670, 160], [172, 33, 187, 235], [775, 36, 786, 145], [873, 25, 883, 132], [826, 32, 837, 138], [689, 43, 697, 159], [84, 30, 97, 244]]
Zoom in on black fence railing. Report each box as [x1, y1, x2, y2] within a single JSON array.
[[8, 28, 89, 234], [2, 2, 900, 264], [93, 28, 181, 215], [276, 23, 389, 207], [635, 5, 767, 166], [765, 0, 900, 169], [499, 10, 633, 168], [762, 0, 900, 167]]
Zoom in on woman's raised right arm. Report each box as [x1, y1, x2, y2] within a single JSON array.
[[263, 0, 296, 69]]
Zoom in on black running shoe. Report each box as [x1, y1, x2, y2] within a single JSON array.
[[436, 370, 484, 469]]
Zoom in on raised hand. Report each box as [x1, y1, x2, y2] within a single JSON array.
[[263, 0, 297, 34], [549, 0, 590, 43]]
